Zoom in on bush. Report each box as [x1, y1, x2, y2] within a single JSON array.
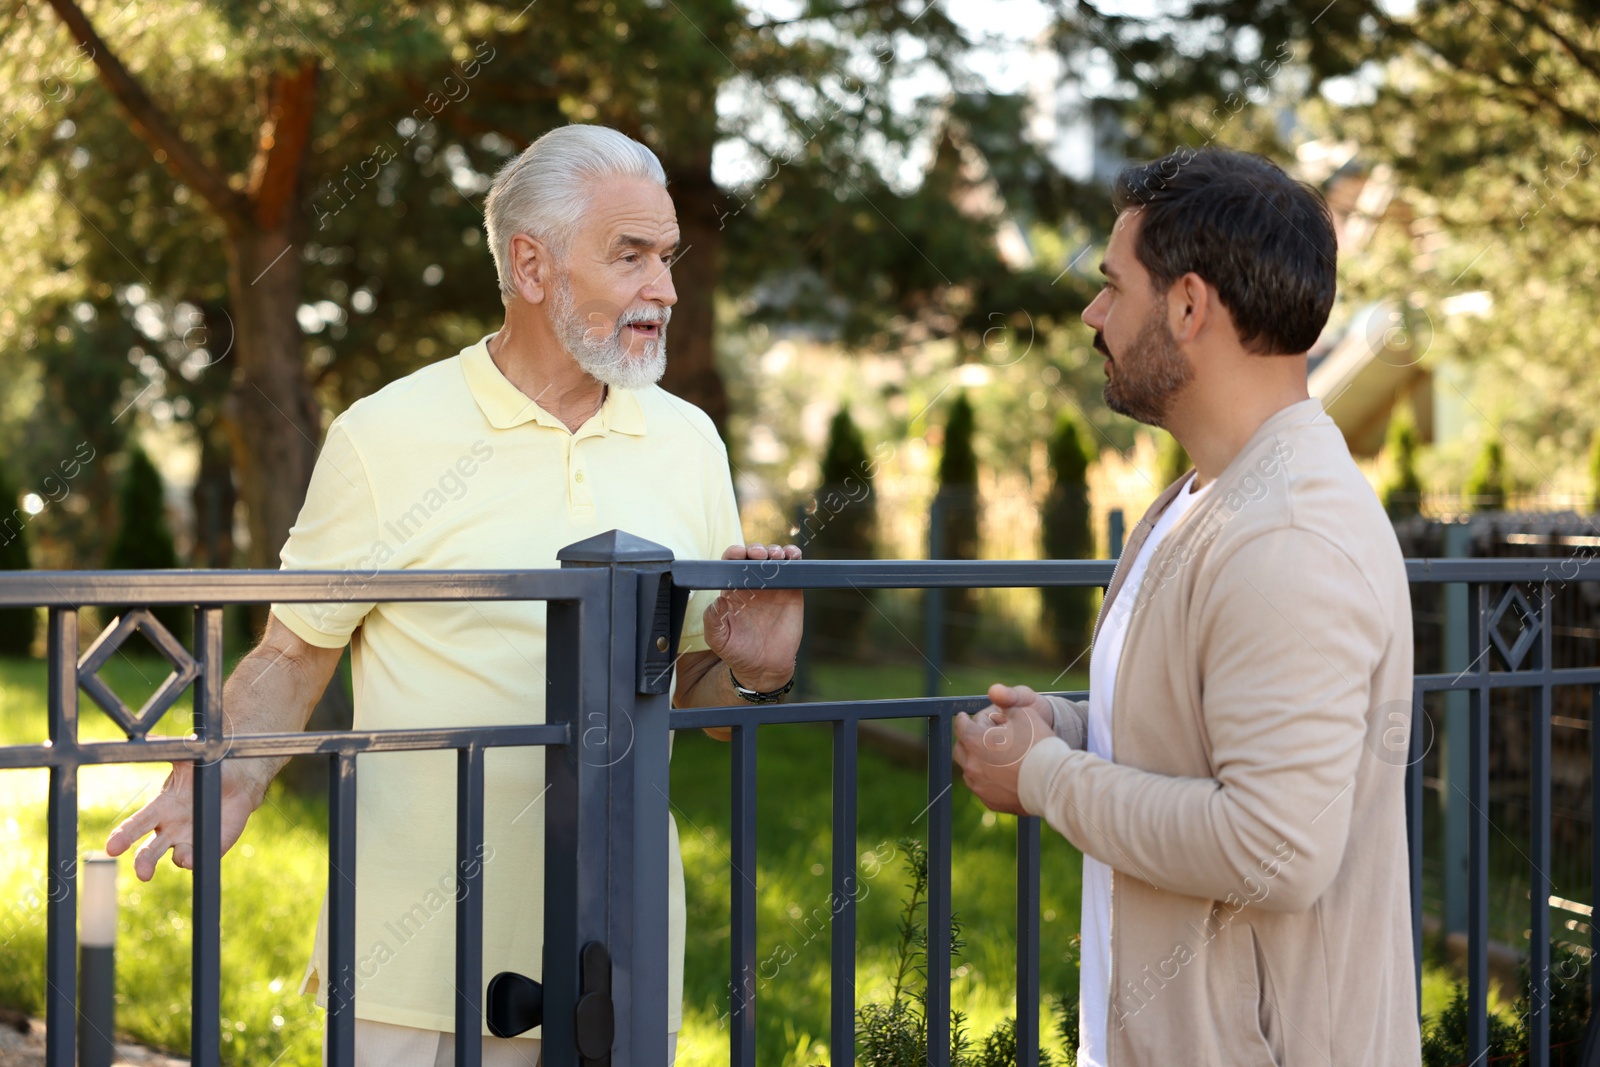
[[1421, 944, 1590, 1066], [1040, 409, 1094, 656], [1464, 437, 1507, 513], [803, 406, 878, 660], [106, 446, 190, 645], [0, 458, 35, 656], [849, 837, 1076, 1067], [933, 395, 980, 661], [1381, 402, 1425, 519]]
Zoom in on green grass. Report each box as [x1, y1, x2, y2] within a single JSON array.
[[669, 721, 1086, 1066], [0, 654, 1538, 1064], [0, 655, 328, 1067]]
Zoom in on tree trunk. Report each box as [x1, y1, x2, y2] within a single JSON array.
[[660, 147, 730, 433], [222, 226, 321, 570]]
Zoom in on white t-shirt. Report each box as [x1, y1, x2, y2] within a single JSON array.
[[1079, 473, 1211, 1066]]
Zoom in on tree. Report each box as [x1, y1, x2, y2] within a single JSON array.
[[1040, 409, 1094, 658], [1464, 437, 1507, 513], [933, 393, 979, 661], [1381, 403, 1424, 520], [1588, 428, 1600, 515], [105, 445, 188, 644], [0, 460, 36, 657], [803, 406, 877, 660], [5, 1, 1093, 576], [29, 0, 334, 571], [1075, 0, 1600, 495]]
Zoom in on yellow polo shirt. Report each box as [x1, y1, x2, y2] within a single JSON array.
[[271, 336, 742, 1035]]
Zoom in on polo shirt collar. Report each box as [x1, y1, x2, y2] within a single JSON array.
[[462, 335, 647, 436]]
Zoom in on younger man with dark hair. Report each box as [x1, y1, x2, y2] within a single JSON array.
[[955, 147, 1421, 1065]]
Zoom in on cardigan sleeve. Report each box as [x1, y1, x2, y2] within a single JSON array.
[[1016, 526, 1387, 912]]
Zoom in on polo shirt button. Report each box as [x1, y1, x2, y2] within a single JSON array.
[[575, 470, 585, 483]]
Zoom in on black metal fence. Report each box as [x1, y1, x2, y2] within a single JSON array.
[[2, 537, 1598, 1066]]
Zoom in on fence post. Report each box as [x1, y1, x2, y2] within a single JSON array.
[[1108, 508, 1125, 561], [540, 548, 622, 1066], [558, 531, 679, 1067]]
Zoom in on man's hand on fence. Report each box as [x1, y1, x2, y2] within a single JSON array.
[[953, 684, 1056, 815], [106, 761, 263, 881], [104, 615, 340, 881], [703, 542, 803, 693]]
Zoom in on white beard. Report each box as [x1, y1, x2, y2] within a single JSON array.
[[550, 276, 669, 390]]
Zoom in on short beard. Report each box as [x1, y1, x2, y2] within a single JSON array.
[[549, 275, 669, 390], [1101, 311, 1193, 426]]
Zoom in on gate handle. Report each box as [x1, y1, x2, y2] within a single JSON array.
[[484, 971, 543, 1039]]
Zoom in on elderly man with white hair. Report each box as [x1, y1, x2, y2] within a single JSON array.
[[105, 124, 804, 1066]]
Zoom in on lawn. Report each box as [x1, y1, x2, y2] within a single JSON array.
[[0, 653, 1525, 1064]]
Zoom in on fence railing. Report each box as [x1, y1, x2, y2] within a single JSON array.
[[2, 538, 1598, 1066]]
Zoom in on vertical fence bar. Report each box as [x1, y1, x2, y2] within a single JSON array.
[[327, 753, 358, 1067], [830, 716, 859, 1067], [455, 743, 487, 1067], [925, 498, 946, 699], [191, 607, 225, 1067], [926, 713, 953, 1064], [1016, 816, 1041, 1067], [730, 724, 758, 1067], [1406, 686, 1424, 1015], [1592, 685, 1600, 1031], [1467, 583, 1490, 1062], [45, 608, 78, 1067], [1528, 585, 1552, 1067]]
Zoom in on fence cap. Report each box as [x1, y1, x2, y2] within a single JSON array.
[[557, 530, 675, 565]]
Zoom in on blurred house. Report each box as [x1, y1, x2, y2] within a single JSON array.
[[1300, 143, 1485, 461]]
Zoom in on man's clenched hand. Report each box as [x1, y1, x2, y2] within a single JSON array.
[[953, 683, 1057, 815]]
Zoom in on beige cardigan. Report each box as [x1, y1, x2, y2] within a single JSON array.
[[1019, 399, 1421, 1066]]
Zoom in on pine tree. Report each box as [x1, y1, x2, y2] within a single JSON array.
[[1040, 409, 1095, 657], [1464, 437, 1507, 513], [0, 460, 36, 657], [1380, 403, 1424, 520], [804, 406, 877, 659], [106, 447, 190, 645], [933, 395, 980, 662], [1587, 427, 1600, 515]]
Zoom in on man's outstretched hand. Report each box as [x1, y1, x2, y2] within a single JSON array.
[[703, 542, 803, 693], [953, 683, 1056, 815], [105, 761, 263, 881]]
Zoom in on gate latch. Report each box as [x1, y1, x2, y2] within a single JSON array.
[[575, 941, 614, 1065]]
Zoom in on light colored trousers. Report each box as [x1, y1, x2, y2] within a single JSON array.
[[326, 1019, 679, 1067]]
